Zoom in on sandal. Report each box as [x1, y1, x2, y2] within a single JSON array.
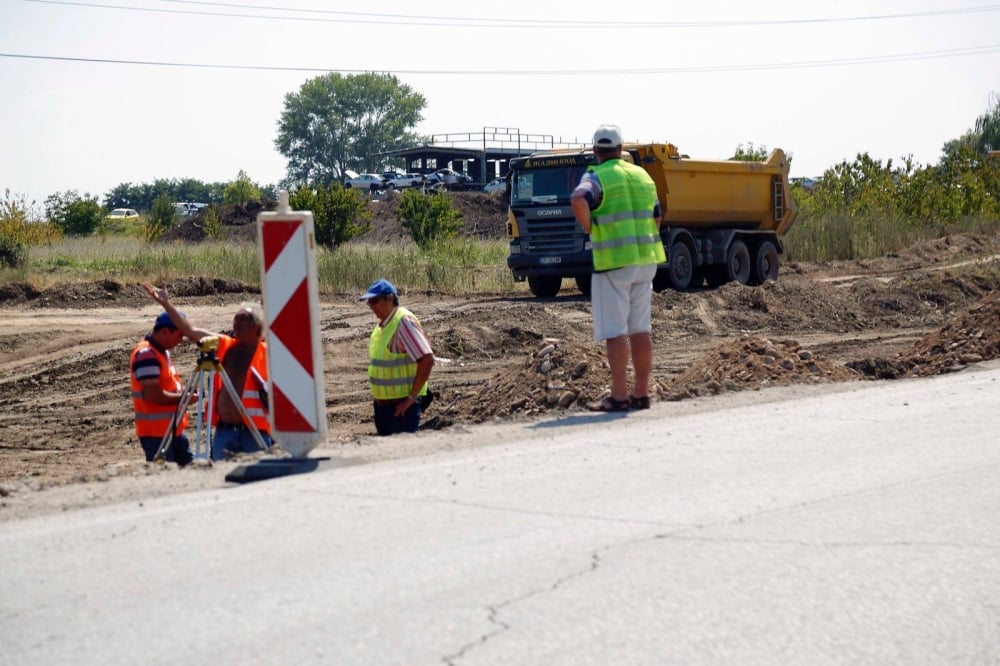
[[589, 395, 631, 412], [630, 395, 651, 410]]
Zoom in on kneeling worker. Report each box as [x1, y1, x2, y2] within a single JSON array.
[[361, 278, 435, 435], [143, 283, 271, 460]]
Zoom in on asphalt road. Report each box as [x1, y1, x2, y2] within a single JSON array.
[[3, 365, 999, 665]]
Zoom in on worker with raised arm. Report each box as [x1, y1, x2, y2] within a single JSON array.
[[143, 282, 271, 459]]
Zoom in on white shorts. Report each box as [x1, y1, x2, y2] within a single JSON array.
[[590, 263, 657, 341]]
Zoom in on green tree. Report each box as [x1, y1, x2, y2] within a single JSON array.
[[223, 170, 261, 205], [397, 189, 462, 249], [974, 92, 1000, 153], [730, 142, 770, 162], [288, 183, 371, 248], [275, 72, 426, 186], [44, 190, 104, 235]]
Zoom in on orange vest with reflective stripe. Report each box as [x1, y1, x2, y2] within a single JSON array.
[[130, 338, 189, 438], [214, 336, 270, 433]]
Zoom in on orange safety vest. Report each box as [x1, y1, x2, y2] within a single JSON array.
[[130, 338, 189, 438], [213, 336, 270, 433]]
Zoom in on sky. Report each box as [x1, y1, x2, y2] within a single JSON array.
[[1, 0, 999, 209]]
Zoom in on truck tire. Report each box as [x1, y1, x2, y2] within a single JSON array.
[[528, 275, 562, 298], [666, 241, 694, 291], [574, 275, 592, 298], [750, 240, 780, 285], [724, 239, 751, 285]]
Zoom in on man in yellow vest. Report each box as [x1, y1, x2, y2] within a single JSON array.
[[142, 283, 271, 460], [361, 278, 435, 435], [130, 310, 194, 465], [570, 124, 665, 412]]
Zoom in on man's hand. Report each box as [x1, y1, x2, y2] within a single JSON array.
[[142, 282, 170, 307]]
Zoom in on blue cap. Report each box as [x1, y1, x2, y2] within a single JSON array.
[[154, 310, 185, 329], [359, 278, 398, 301]]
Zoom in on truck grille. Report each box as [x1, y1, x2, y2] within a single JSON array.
[[521, 218, 583, 255]]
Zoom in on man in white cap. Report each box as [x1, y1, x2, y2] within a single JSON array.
[[360, 278, 435, 435], [570, 124, 665, 412]]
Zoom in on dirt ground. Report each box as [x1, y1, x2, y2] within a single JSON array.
[[2, 206, 1000, 520]]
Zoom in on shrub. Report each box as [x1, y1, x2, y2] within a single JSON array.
[[44, 190, 104, 235], [397, 189, 462, 250], [202, 205, 222, 240], [288, 183, 371, 248], [144, 195, 175, 241]]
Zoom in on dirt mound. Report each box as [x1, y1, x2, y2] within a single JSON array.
[[160, 201, 274, 243], [849, 290, 1000, 378], [156, 192, 508, 244], [0, 277, 259, 309], [659, 336, 862, 400], [437, 336, 611, 424]]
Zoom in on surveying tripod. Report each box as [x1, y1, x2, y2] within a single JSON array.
[[154, 336, 271, 462]]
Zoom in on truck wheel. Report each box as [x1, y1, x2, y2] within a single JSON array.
[[750, 240, 780, 285], [528, 275, 562, 298], [724, 240, 751, 285], [667, 242, 694, 291], [574, 275, 592, 298]]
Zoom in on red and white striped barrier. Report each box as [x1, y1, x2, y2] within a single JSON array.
[[257, 192, 326, 458]]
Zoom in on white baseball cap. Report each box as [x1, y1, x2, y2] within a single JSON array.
[[593, 124, 623, 148]]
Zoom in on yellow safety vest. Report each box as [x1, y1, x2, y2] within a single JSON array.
[[368, 307, 427, 400], [589, 159, 665, 271]]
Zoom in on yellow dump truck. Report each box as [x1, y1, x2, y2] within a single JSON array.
[[505, 143, 798, 297]]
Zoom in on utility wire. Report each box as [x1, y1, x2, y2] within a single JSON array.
[[24, 0, 1000, 29], [2, 44, 998, 74]]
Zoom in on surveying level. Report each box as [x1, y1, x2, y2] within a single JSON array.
[[154, 336, 271, 463]]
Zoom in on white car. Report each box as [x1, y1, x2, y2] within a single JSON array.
[[483, 176, 506, 194], [174, 202, 207, 218], [382, 173, 425, 189], [343, 173, 384, 192]]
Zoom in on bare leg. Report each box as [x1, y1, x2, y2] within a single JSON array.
[[605, 335, 630, 401], [629, 332, 652, 397]]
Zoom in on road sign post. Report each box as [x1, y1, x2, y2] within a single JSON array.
[[256, 191, 326, 459]]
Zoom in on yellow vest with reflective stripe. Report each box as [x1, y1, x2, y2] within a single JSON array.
[[368, 307, 427, 400], [589, 159, 665, 271]]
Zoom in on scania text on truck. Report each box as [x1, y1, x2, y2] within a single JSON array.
[[505, 143, 798, 298]]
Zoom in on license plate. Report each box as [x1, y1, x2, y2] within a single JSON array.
[[539, 257, 561, 264]]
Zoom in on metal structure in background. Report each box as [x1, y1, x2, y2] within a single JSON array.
[[373, 127, 587, 185], [154, 336, 270, 463]]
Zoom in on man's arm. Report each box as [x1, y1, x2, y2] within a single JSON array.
[[139, 377, 186, 405], [571, 192, 592, 235], [142, 282, 214, 342]]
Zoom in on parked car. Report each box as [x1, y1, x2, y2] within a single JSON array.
[[174, 202, 207, 218], [382, 172, 425, 189], [483, 176, 506, 194], [428, 168, 472, 185], [423, 168, 473, 192], [105, 208, 139, 222], [343, 172, 385, 192]]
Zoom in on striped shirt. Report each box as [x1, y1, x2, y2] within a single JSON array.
[[380, 308, 433, 360]]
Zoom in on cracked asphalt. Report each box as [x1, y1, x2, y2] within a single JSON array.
[[2, 362, 999, 665]]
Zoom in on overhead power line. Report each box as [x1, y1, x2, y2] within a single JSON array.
[[24, 0, 1000, 29], [3, 44, 999, 75]]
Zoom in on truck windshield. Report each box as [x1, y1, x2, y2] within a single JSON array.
[[511, 165, 590, 205]]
